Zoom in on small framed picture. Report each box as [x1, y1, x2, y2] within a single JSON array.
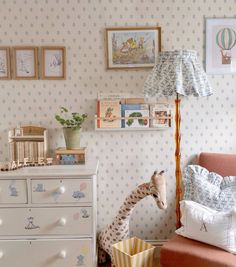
[[0, 47, 11, 79], [12, 46, 38, 79], [41, 46, 66, 79], [106, 26, 161, 69], [206, 18, 236, 74]]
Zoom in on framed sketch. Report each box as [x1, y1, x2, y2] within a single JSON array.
[[12, 47, 38, 79], [106, 26, 161, 69], [0, 47, 11, 79], [41, 46, 66, 79], [206, 18, 236, 74]]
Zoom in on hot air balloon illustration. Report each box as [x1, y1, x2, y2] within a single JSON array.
[[216, 27, 236, 64]]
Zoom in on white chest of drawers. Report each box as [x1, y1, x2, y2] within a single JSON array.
[[0, 162, 98, 267]]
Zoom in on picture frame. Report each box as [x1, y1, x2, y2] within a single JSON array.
[[41, 46, 66, 79], [0, 47, 11, 79], [12, 46, 38, 79], [206, 18, 236, 74], [105, 26, 161, 69]]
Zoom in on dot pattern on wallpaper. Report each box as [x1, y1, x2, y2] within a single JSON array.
[[0, 0, 236, 240]]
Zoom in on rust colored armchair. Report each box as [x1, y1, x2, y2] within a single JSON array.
[[160, 153, 236, 267]]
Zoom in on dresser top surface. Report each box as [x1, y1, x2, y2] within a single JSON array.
[[0, 161, 99, 178]]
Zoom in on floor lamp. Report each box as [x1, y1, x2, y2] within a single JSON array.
[[143, 50, 213, 228]]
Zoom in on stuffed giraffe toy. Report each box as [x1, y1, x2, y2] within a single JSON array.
[[97, 170, 167, 267]]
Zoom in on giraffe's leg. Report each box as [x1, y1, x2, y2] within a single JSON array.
[[110, 254, 116, 267], [98, 247, 107, 264]]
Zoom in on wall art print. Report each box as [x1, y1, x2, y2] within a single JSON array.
[[0, 47, 11, 79], [12, 46, 38, 79], [206, 18, 236, 74], [41, 46, 66, 79], [106, 26, 161, 69]]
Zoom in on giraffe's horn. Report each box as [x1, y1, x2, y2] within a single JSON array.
[[153, 170, 165, 175]]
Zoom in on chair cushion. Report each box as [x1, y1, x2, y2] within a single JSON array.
[[160, 235, 236, 267]]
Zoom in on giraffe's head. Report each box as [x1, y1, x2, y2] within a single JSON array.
[[149, 170, 167, 210]]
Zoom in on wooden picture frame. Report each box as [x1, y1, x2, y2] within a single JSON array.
[[106, 26, 161, 69], [41, 46, 66, 79], [12, 46, 38, 79], [206, 18, 236, 74], [0, 47, 11, 79]]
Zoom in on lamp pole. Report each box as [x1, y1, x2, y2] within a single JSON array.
[[175, 93, 182, 229]]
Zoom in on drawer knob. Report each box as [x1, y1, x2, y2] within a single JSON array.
[[0, 251, 3, 259], [58, 218, 67, 226], [59, 250, 67, 259], [0, 219, 2, 226], [57, 186, 66, 194]]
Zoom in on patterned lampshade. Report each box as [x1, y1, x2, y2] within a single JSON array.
[[143, 50, 213, 97]]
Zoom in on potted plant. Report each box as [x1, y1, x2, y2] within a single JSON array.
[[55, 107, 87, 149]]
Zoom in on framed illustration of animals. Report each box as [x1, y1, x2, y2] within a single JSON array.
[[41, 46, 66, 79], [105, 26, 161, 69], [0, 47, 11, 79], [12, 46, 38, 80]]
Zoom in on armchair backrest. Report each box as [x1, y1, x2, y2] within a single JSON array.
[[199, 152, 236, 176]]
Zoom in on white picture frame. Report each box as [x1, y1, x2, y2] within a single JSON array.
[[206, 18, 236, 74]]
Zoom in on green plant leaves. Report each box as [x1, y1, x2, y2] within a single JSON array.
[[55, 107, 87, 129]]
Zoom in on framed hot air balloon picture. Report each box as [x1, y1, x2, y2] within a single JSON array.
[[105, 26, 161, 69], [206, 18, 236, 74]]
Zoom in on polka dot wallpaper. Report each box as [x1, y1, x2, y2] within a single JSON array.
[[0, 0, 236, 240]]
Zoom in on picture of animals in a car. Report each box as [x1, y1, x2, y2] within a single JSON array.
[[106, 27, 161, 68]]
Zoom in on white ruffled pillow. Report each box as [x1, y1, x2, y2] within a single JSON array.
[[183, 165, 236, 211], [176, 200, 236, 253]]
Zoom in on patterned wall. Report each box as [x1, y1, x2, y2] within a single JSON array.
[[0, 0, 236, 240]]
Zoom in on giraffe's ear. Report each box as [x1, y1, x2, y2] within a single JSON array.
[[153, 170, 165, 176]]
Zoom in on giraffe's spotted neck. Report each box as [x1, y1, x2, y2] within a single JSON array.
[[115, 182, 150, 222]]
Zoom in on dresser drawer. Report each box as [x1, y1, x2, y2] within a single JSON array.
[[0, 179, 27, 204], [0, 207, 92, 236], [31, 178, 92, 204], [0, 238, 92, 267]]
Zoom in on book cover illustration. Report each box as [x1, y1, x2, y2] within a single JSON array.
[[121, 104, 149, 128], [150, 103, 171, 128], [125, 109, 149, 128], [99, 100, 121, 128]]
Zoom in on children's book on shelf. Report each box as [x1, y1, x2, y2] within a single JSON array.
[[150, 103, 171, 128], [97, 100, 121, 128], [124, 98, 145, 104], [121, 104, 149, 128], [125, 109, 149, 128], [98, 92, 131, 101]]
